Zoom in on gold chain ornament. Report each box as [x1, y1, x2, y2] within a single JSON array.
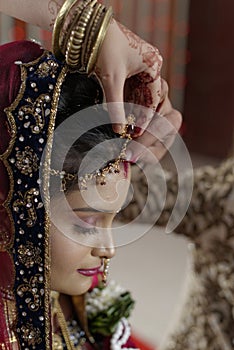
[[51, 291, 84, 350], [102, 258, 110, 285]]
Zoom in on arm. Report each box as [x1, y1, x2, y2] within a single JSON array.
[[0, 0, 181, 161], [121, 158, 234, 242], [0, 0, 64, 30]]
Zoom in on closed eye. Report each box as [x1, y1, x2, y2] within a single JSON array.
[[73, 224, 98, 235]]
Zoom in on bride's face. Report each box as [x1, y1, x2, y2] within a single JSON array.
[[50, 163, 130, 295]]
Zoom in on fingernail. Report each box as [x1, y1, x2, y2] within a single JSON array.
[[133, 126, 143, 136], [126, 149, 133, 161], [131, 155, 140, 163], [126, 150, 140, 164], [113, 124, 124, 134]]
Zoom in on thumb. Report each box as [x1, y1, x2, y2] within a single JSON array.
[[101, 75, 126, 133]]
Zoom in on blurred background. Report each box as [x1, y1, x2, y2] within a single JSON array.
[[1, 0, 234, 348]]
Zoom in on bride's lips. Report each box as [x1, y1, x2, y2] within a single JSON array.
[[77, 266, 101, 277]]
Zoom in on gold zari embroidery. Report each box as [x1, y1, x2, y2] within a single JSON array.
[[18, 241, 42, 268]]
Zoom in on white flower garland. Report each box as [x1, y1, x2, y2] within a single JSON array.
[[85, 280, 138, 349], [110, 318, 139, 350], [85, 280, 126, 317]]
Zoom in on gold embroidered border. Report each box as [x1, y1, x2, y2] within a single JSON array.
[[43, 64, 68, 349]]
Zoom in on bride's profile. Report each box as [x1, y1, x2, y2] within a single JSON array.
[[0, 40, 138, 350]]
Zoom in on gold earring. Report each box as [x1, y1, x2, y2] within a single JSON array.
[[102, 258, 110, 285]]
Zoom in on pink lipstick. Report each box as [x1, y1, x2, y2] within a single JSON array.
[[77, 266, 101, 277]]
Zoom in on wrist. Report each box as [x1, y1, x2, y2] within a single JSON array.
[[95, 19, 134, 74], [52, 0, 113, 74]]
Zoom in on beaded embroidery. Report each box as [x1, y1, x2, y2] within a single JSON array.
[[15, 146, 39, 175], [4, 48, 67, 349]]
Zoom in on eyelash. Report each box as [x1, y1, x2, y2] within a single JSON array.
[[73, 224, 98, 235]]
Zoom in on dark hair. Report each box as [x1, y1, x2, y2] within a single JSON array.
[[50, 72, 125, 193]]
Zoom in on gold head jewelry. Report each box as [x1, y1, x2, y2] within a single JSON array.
[[52, 0, 78, 60], [50, 114, 135, 191]]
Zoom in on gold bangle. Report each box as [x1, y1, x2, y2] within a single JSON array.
[[60, 0, 92, 56], [52, 0, 78, 60], [65, 1, 97, 68], [86, 6, 113, 74], [83, 3, 105, 67], [65, 5, 94, 67], [81, 2, 103, 67], [85, 6, 105, 64]]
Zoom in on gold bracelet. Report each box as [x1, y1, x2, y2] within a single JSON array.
[[86, 6, 113, 74], [60, 0, 93, 56], [65, 3, 96, 67], [52, 0, 78, 60], [81, 2, 103, 67], [59, 2, 84, 56], [60, 1, 113, 74], [83, 3, 105, 68], [65, 26, 86, 63]]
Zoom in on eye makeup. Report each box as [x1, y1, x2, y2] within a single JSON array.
[[73, 223, 98, 235]]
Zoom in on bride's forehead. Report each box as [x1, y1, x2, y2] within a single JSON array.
[[67, 167, 131, 209]]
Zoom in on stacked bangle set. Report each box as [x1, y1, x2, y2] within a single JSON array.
[[52, 0, 113, 74]]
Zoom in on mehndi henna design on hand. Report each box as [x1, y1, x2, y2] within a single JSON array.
[[117, 22, 145, 51], [125, 72, 154, 108], [142, 45, 162, 79], [118, 21, 163, 112], [48, 0, 61, 29], [117, 22, 162, 76]]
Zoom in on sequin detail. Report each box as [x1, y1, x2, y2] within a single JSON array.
[[18, 241, 42, 268], [4, 48, 67, 350], [15, 146, 39, 175]]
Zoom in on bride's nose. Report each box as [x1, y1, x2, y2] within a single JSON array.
[[91, 227, 115, 259]]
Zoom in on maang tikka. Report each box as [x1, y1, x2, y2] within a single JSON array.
[[50, 114, 136, 191]]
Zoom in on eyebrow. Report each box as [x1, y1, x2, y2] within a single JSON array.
[[72, 195, 130, 214], [72, 207, 118, 214]]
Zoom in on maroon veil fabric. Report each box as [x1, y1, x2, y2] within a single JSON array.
[[0, 41, 43, 153], [0, 40, 43, 349]]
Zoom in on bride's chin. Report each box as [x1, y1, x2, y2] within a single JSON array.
[[51, 280, 92, 296]]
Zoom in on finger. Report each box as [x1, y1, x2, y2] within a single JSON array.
[[156, 79, 172, 115], [124, 73, 161, 136], [132, 52, 163, 130], [139, 132, 177, 163], [135, 73, 162, 133], [158, 78, 169, 103], [130, 133, 176, 164], [138, 144, 167, 164], [127, 109, 182, 162], [99, 73, 126, 133]]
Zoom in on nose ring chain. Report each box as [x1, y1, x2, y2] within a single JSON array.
[[102, 258, 110, 285]]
